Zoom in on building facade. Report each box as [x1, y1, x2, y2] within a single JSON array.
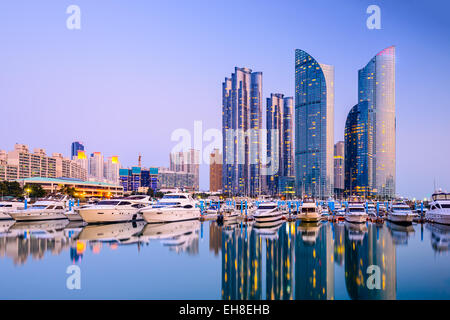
[[0, 144, 87, 181], [295, 49, 334, 199], [334, 141, 345, 198], [222, 67, 262, 196], [265, 93, 295, 196], [89, 152, 104, 181], [170, 149, 200, 191], [209, 148, 222, 193], [119, 167, 158, 193], [345, 46, 396, 199], [71, 141, 84, 160], [158, 167, 195, 191], [357, 46, 396, 198], [104, 156, 120, 184]]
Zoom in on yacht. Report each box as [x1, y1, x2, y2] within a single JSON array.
[[64, 204, 92, 221], [252, 202, 283, 227], [78, 195, 151, 224], [9, 197, 68, 221], [140, 193, 200, 223], [345, 200, 368, 223], [426, 190, 450, 225], [298, 199, 321, 222], [367, 202, 377, 217], [387, 200, 414, 224], [0, 201, 25, 220]]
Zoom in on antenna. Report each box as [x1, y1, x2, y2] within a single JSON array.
[[138, 153, 142, 167]]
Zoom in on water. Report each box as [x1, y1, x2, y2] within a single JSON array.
[[0, 219, 449, 300]]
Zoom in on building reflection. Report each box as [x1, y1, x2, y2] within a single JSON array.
[[295, 222, 334, 300], [333, 222, 345, 266], [221, 224, 262, 300], [344, 222, 396, 299]]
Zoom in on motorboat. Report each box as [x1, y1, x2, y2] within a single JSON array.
[[140, 193, 200, 223], [78, 195, 151, 224], [64, 204, 92, 221], [345, 200, 368, 223], [426, 190, 450, 225], [252, 202, 283, 227], [9, 196, 69, 221], [0, 201, 25, 220], [297, 199, 321, 222], [387, 200, 414, 224]]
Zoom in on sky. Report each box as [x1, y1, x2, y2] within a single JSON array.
[[0, 0, 449, 199]]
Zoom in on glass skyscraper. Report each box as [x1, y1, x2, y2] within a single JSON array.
[[222, 67, 262, 196], [295, 49, 334, 199], [345, 46, 395, 199], [266, 93, 294, 196]]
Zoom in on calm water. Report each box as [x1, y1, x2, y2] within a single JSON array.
[[0, 218, 449, 300]]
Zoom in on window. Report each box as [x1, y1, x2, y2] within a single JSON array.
[[183, 205, 193, 209], [55, 206, 64, 210], [98, 200, 120, 205], [118, 202, 131, 206]]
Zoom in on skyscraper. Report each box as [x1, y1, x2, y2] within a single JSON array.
[[209, 148, 222, 192], [295, 49, 334, 199], [89, 152, 104, 181], [345, 46, 396, 199], [358, 46, 396, 198], [170, 149, 200, 191], [266, 94, 294, 196], [222, 67, 262, 196], [334, 141, 345, 198], [71, 141, 84, 160], [104, 156, 120, 184]]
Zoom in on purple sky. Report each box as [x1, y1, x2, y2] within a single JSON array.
[[0, 0, 449, 199]]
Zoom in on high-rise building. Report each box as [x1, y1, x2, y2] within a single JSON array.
[[222, 67, 262, 196], [119, 166, 158, 193], [89, 152, 104, 181], [104, 156, 120, 184], [157, 167, 195, 191], [265, 94, 295, 196], [169, 149, 200, 191], [345, 46, 396, 199], [334, 141, 345, 198], [71, 141, 84, 160], [209, 148, 222, 192], [74, 150, 89, 173], [345, 102, 372, 197], [358, 46, 396, 198], [0, 144, 87, 181], [295, 49, 334, 199]]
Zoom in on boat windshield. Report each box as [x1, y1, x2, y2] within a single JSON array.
[[258, 205, 277, 209], [349, 208, 365, 212], [302, 207, 317, 213], [97, 200, 120, 206], [0, 204, 12, 207], [153, 202, 180, 208], [163, 195, 187, 199], [393, 207, 411, 211], [433, 193, 450, 201], [30, 205, 47, 209]]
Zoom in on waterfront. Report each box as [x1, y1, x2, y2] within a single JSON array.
[[0, 220, 448, 300]]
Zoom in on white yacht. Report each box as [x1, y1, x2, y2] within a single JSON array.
[[298, 199, 321, 222], [345, 200, 368, 223], [78, 195, 151, 224], [252, 202, 283, 227], [9, 197, 68, 221], [0, 201, 25, 220], [64, 204, 92, 221], [426, 191, 450, 225], [140, 193, 200, 223], [387, 200, 414, 224]]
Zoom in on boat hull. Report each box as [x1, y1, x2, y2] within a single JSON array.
[[426, 210, 450, 225], [345, 214, 368, 223], [142, 209, 200, 223], [9, 210, 67, 221], [79, 208, 142, 224], [387, 213, 414, 224]]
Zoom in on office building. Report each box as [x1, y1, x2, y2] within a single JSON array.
[[104, 156, 120, 184], [89, 152, 104, 181], [71, 141, 84, 159], [170, 149, 200, 191]]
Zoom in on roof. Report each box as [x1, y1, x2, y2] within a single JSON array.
[[17, 177, 122, 188]]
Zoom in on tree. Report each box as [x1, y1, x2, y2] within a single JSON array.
[[147, 188, 155, 197], [25, 184, 46, 198], [0, 181, 24, 198], [59, 185, 77, 198]]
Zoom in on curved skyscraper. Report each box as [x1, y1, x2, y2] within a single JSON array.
[[346, 46, 396, 198], [359, 46, 395, 198], [295, 49, 334, 199]]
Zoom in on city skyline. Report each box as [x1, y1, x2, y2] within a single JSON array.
[[1, 1, 449, 198]]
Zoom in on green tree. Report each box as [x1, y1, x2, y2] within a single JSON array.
[[59, 185, 77, 197], [0, 181, 24, 198], [25, 184, 46, 198]]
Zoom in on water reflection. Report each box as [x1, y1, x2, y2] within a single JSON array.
[[0, 219, 448, 299], [344, 222, 396, 300]]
